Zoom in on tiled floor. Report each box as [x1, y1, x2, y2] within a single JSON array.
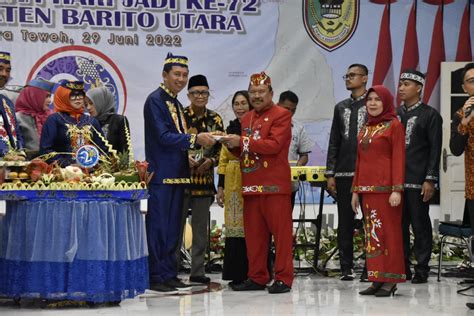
[[0, 274, 473, 315]]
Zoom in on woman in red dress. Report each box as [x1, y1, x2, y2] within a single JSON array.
[[351, 85, 406, 297]]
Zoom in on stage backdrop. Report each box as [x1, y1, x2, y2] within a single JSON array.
[[0, 0, 472, 172]]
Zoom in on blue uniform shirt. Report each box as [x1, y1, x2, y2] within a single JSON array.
[[144, 84, 195, 185]]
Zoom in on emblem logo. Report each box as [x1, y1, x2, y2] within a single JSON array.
[[27, 45, 127, 114], [76, 145, 100, 168], [303, 0, 360, 51]]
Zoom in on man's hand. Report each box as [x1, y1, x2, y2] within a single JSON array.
[[389, 191, 401, 207], [222, 134, 241, 149], [461, 96, 474, 126], [351, 193, 359, 214], [195, 158, 213, 176], [196, 133, 216, 147], [296, 154, 308, 166], [326, 176, 337, 197], [188, 155, 199, 168], [216, 187, 225, 207], [421, 181, 435, 202]]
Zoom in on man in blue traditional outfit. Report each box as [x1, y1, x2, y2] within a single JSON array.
[[0, 52, 25, 158], [143, 53, 216, 293]]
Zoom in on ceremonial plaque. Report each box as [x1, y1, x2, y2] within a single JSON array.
[[75, 145, 100, 168]]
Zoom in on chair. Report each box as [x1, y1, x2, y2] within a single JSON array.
[[437, 221, 473, 282]]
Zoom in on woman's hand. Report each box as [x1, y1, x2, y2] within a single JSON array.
[[351, 193, 360, 214], [389, 191, 401, 207], [216, 187, 225, 207]]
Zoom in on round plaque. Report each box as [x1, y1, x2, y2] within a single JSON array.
[[75, 145, 100, 168]]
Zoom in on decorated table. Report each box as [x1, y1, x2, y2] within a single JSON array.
[[0, 156, 150, 303]]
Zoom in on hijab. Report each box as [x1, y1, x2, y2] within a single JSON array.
[[53, 85, 84, 121], [15, 86, 51, 137], [366, 85, 397, 126], [86, 86, 116, 126]]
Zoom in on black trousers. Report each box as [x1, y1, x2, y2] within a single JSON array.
[[402, 189, 432, 276], [467, 200, 474, 253], [336, 177, 356, 272], [291, 191, 297, 210]]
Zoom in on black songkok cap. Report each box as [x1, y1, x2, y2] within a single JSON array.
[[188, 74, 209, 90]]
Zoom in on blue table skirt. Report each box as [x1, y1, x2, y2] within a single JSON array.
[[0, 199, 149, 302]]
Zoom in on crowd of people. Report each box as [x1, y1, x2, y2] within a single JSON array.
[[1, 49, 474, 299]]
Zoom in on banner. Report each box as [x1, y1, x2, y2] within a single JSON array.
[[0, 0, 471, 165]]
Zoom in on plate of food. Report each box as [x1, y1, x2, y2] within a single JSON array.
[[209, 131, 226, 142], [212, 135, 226, 142]]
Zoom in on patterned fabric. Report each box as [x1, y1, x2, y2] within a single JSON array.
[[0, 97, 20, 155], [217, 146, 244, 237], [397, 102, 442, 186], [353, 113, 406, 283], [363, 194, 406, 283], [39, 112, 106, 166], [352, 119, 405, 193], [184, 106, 224, 196], [325, 92, 367, 178], [353, 185, 404, 192], [237, 105, 292, 196], [451, 109, 474, 199], [242, 185, 280, 193]]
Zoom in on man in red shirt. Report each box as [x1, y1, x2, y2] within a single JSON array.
[[223, 72, 293, 294]]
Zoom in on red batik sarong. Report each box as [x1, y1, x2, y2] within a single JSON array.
[[362, 193, 406, 283]]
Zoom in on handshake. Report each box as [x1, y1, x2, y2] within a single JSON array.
[[194, 131, 242, 149]]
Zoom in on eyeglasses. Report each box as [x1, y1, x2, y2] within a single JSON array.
[[342, 73, 365, 80], [70, 95, 85, 101], [189, 90, 210, 98]]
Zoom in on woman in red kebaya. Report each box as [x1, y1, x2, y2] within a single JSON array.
[[351, 85, 406, 297]]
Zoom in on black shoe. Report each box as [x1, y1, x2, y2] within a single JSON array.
[[340, 269, 355, 281], [267, 280, 291, 294], [164, 278, 192, 290], [405, 269, 412, 281], [467, 303, 474, 310], [149, 283, 179, 293], [228, 280, 244, 290], [411, 273, 428, 284], [359, 269, 369, 282], [374, 284, 397, 297], [359, 282, 383, 295], [232, 279, 266, 291], [189, 275, 211, 284]]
